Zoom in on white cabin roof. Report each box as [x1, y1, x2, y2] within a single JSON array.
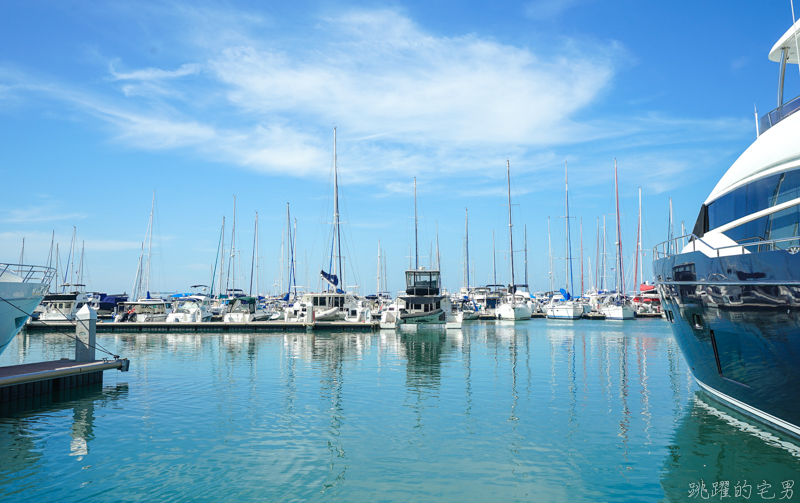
[[769, 19, 800, 63]]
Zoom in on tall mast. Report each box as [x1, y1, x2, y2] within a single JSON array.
[[377, 239, 381, 295], [595, 217, 600, 290], [634, 186, 641, 294], [614, 159, 624, 294], [435, 221, 440, 270], [69, 226, 76, 291], [250, 212, 258, 296], [565, 162, 573, 295], [292, 218, 297, 296], [286, 203, 291, 294], [548, 217, 553, 293], [78, 241, 84, 289], [524, 225, 528, 289], [492, 230, 497, 285], [507, 159, 515, 291], [580, 218, 584, 296], [602, 215, 607, 291], [465, 208, 470, 289], [333, 127, 343, 287], [218, 217, 225, 298], [146, 192, 154, 295], [255, 212, 260, 297], [414, 177, 418, 269], [230, 195, 236, 293]]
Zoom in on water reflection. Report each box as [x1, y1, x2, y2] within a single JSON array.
[[661, 393, 800, 501], [0, 383, 129, 493]]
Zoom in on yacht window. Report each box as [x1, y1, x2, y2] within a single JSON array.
[[707, 170, 800, 231], [723, 204, 800, 248], [76, 303, 84, 309], [436, 301, 440, 310]]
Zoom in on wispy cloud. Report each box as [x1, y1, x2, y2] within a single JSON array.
[[0, 5, 750, 189], [2, 205, 88, 223], [109, 62, 201, 81]]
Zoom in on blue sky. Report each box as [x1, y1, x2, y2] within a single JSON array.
[[1, 1, 798, 296]]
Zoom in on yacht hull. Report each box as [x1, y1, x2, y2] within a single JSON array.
[[654, 248, 800, 438], [0, 282, 48, 356], [399, 309, 445, 325]]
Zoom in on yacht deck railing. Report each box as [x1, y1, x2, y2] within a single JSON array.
[[653, 234, 800, 260], [759, 94, 800, 135], [0, 263, 57, 286]]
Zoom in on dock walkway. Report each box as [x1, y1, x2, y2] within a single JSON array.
[[25, 320, 380, 333]]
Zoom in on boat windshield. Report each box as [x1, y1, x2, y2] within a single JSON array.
[[231, 300, 254, 313], [405, 271, 440, 295], [175, 300, 199, 313]]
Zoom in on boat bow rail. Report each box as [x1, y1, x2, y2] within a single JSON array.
[[0, 264, 56, 286]]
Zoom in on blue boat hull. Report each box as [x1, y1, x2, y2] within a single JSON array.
[[654, 247, 800, 438]]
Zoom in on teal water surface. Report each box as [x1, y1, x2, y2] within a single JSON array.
[[1, 320, 799, 502]]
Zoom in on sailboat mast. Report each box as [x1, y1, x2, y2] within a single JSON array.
[[146, 192, 154, 295], [548, 217, 553, 293], [218, 217, 225, 298], [634, 186, 641, 294], [377, 239, 381, 294], [250, 212, 257, 296], [285, 203, 291, 294], [492, 230, 497, 285], [565, 162, 573, 295], [580, 218, 584, 296], [668, 197, 674, 254], [507, 159, 515, 291], [595, 217, 600, 290], [414, 177, 418, 269], [436, 221, 440, 270], [230, 195, 236, 293], [614, 159, 624, 294], [333, 127, 343, 287], [255, 212, 260, 298], [465, 208, 470, 289], [524, 225, 528, 289]]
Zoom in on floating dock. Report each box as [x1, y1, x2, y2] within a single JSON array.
[[0, 359, 129, 411], [25, 320, 381, 333], [581, 312, 607, 320], [636, 312, 665, 319]]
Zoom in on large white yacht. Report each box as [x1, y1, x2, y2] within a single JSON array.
[[0, 263, 55, 355], [653, 20, 800, 438], [37, 286, 91, 322]]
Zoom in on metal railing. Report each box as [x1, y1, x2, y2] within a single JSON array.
[[653, 234, 800, 260], [759, 94, 800, 135], [0, 263, 57, 286]]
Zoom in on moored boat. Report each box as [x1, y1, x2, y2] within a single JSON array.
[[654, 19, 800, 438]]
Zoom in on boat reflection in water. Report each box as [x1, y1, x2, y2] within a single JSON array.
[[661, 392, 800, 501]]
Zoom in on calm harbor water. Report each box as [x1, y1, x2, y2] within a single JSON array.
[[1, 320, 799, 502]]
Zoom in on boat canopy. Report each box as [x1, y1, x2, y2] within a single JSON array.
[[769, 19, 800, 63]]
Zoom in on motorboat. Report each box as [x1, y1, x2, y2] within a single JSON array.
[[653, 19, 800, 438], [224, 296, 271, 322], [37, 286, 91, 322], [167, 294, 213, 322], [0, 263, 55, 355], [115, 298, 169, 322]]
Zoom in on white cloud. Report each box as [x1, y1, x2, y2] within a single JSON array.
[[109, 62, 201, 81]]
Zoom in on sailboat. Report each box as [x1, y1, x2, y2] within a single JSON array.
[[545, 162, 584, 320], [116, 191, 169, 322], [38, 229, 91, 321], [284, 128, 358, 322], [497, 160, 532, 320], [598, 159, 635, 320]]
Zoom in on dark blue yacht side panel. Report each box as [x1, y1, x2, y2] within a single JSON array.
[[654, 248, 800, 437]]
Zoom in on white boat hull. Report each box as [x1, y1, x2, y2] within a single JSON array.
[[545, 303, 583, 320], [0, 292, 45, 355], [599, 304, 635, 320], [496, 304, 532, 320]]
